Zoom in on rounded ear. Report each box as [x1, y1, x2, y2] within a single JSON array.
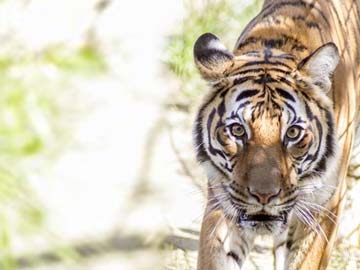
[[297, 42, 340, 93], [194, 33, 234, 81]]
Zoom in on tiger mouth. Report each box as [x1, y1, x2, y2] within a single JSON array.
[[238, 212, 288, 223]]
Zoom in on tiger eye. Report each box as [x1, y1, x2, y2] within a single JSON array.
[[230, 124, 245, 138], [286, 126, 301, 139]]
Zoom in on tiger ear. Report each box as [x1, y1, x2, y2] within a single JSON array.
[[194, 33, 234, 81], [297, 43, 340, 93]]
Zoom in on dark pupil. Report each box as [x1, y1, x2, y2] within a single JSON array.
[[290, 128, 297, 136]]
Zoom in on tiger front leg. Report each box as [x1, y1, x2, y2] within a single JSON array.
[[197, 207, 255, 270], [284, 216, 336, 270], [273, 229, 289, 270]]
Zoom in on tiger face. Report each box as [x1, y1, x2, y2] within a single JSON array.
[[194, 33, 340, 234]]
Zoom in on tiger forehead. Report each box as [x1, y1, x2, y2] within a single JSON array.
[[217, 51, 299, 98], [225, 69, 298, 115], [230, 47, 298, 74], [213, 49, 299, 131], [212, 52, 299, 96], [250, 116, 282, 145]]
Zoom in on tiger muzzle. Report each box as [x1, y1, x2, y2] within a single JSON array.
[[237, 210, 289, 230]]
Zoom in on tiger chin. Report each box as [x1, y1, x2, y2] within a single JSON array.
[[192, 1, 350, 270]]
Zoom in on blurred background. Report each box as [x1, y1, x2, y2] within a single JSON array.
[[0, 0, 359, 269]]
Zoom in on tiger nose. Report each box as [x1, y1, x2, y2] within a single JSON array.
[[248, 187, 281, 204]]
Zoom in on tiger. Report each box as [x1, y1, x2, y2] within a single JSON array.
[[193, 0, 360, 269]]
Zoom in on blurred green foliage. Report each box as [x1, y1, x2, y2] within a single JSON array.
[[165, 0, 263, 103], [0, 41, 106, 269], [44, 45, 107, 75]]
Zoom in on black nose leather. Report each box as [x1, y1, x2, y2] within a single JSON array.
[[248, 188, 281, 204]]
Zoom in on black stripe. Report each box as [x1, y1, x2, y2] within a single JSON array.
[[233, 76, 256, 85], [290, 15, 324, 42], [238, 34, 307, 52], [264, 38, 286, 48], [232, 68, 264, 76], [267, 67, 291, 74], [291, 15, 321, 30], [227, 251, 242, 266], [240, 60, 292, 70], [231, 67, 290, 76], [304, 115, 323, 164], [304, 102, 314, 120], [276, 88, 296, 102], [223, 162, 233, 172], [280, 196, 296, 206], [236, 101, 251, 111], [207, 109, 226, 159], [253, 73, 278, 84], [291, 44, 307, 52], [278, 76, 294, 87], [284, 101, 296, 118], [312, 109, 335, 174], [272, 54, 296, 61], [194, 115, 207, 162], [229, 183, 248, 197], [236, 89, 260, 101], [194, 89, 222, 162], [237, 37, 262, 50], [260, 1, 330, 27], [306, 21, 321, 29], [231, 195, 251, 205], [217, 100, 226, 117], [286, 240, 293, 249]]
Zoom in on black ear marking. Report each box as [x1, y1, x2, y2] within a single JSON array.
[[194, 33, 233, 67], [194, 33, 234, 80]]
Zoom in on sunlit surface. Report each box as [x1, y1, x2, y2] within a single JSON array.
[[0, 0, 202, 269], [0, 0, 359, 269]]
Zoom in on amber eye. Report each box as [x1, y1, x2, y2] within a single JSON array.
[[286, 126, 302, 139], [229, 124, 245, 138]]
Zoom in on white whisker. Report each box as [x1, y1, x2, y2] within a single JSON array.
[[296, 203, 328, 242], [299, 200, 337, 222]]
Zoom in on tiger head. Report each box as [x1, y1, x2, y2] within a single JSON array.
[[193, 33, 340, 234]]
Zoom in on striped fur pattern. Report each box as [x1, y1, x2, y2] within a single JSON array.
[[194, 0, 360, 269]]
